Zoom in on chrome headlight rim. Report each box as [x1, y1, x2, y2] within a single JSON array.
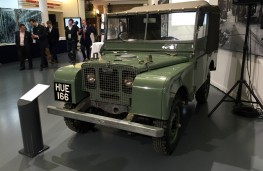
[[123, 77, 134, 88], [87, 73, 96, 84]]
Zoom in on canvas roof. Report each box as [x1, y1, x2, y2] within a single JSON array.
[[107, 1, 211, 16]]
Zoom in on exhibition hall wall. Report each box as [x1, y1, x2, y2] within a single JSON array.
[[61, 0, 85, 37], [212, 49, 263, 103], [0, 8, 41, 44], [37, 0, 84, 38], [210, 0, 263, 104]]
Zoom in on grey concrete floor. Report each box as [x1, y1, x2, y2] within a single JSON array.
[[0, 53, 263, 171]]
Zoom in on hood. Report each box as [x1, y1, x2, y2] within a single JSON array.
[[85, 52, 189, 72]]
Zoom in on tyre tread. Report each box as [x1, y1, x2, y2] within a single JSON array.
[[64, 118, 94, 134]]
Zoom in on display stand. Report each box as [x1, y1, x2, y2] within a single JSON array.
[[18, 84, 50, 158]]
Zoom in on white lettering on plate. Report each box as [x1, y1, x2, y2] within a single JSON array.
[[55, 83, 71, 102]]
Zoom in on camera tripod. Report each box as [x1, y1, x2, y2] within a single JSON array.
[[208, 4, 263, 117]]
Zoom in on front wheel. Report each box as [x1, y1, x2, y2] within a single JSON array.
[[153, 98, 182, 155], [64, 103, 95, 134], [64, 118, 95, 134], [195, 72, 211, 104]]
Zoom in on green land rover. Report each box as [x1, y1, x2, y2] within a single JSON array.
[[48, 1, 220, 155]]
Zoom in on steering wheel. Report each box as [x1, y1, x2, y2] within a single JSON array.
[[118, 32, 129, 40]]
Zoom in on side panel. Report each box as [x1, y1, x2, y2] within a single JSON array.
[[131, 62, 194, 120], [54, 65, 89, 104], [161, 63, 194, 120], [194, 54, 209, 91]]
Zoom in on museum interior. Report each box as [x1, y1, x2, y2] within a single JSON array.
[[1, 0, 263, 170]]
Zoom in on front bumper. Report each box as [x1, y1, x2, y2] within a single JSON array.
[[47, 106, 164, 138]]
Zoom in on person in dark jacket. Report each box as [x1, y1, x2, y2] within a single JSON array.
[[29, 19, 50, 71], [46, 20, 59, 63], [65, 18, 79, 63], [79, 19, 92, 61], [15, 24, 33, 70]]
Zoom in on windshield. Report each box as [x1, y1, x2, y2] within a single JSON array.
[[106, 12, 197, 42]]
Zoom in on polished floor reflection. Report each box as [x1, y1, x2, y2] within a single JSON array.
[[0, 54, 263, 171]]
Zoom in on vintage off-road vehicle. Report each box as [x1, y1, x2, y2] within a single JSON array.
[[48, 1, 220, 155]]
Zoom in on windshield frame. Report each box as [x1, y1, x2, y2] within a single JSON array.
[[105, 10, 199, 43]]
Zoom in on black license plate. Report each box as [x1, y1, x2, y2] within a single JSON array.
[[54, 82, 72, 102]]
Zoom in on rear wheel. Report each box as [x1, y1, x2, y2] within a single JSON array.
[[153, 97, 182, 155], [195, 72, 211, 104]]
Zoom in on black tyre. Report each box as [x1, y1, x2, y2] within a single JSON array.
[[64, 103, 95, 134], [153, 98, 182, 155], [64, 117, 94, 134], [195, 72, 210, 104]]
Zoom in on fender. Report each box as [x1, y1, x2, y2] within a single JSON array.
[[131, 62, 194, 120], [54, 64, 89, 104]]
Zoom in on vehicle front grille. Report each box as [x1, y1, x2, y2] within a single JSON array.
[[99, 68, 119, 92], [82, 63, 137, 106]]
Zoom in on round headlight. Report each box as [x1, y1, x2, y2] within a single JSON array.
[[124, 77, 133, 88], [87, 73, 96, 83]]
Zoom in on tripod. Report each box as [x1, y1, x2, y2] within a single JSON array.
[[208, 4, 263, 117]]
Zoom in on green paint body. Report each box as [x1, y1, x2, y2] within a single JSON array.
[[53, 3, 220, 121]]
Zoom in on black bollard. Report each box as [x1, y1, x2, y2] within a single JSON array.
[[18, 84, 50, 158]]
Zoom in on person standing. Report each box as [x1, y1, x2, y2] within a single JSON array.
[[79, 19, 92, 61], [29, 19, 49, 71], [74, 21, 80, 30], [119, 20, 127, 32], [15, 24, 33, 70], [89, 24, 95, 43], [92, 24, 98, 42], [46, 20, 59, 63], [65, 18, 79, 63]]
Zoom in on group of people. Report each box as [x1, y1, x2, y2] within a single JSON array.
[[65, 18, 97, 63], [16, 18, 97, 71], [16, 19, 59, 71]]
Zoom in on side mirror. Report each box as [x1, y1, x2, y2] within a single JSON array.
[[118, 32, 129, 40]]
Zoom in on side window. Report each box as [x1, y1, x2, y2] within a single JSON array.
[[197, 13, 208, 39], [165, 12, 196, 41]]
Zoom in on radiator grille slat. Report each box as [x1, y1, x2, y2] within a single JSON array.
[[99, 68, 119, 92]]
